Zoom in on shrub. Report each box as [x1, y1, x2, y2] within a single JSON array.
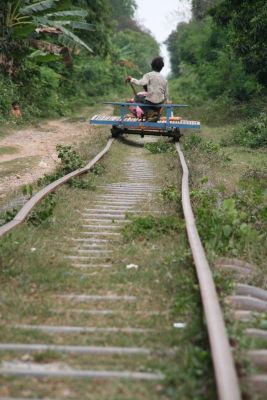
[[28, 194, 56, 226], [191, 188, 266, 260], [160, 185, 181, 203], [38, 145, 85, 186], [183, 134, 230, 162], [56, 145, 85, 174], [221, 112, 267, 148]]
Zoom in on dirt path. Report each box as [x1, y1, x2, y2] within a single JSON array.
[[0, 116, 93, 200]]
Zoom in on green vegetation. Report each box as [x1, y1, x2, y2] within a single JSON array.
[[166, 0, 267, 269], [144, 139, 176, 154], [0, 146, 18, 155], [0, 0, 159, 122], [1, 207, 18, 224], [37, 144, 85, 186], [123, 215, 182, 240], [37, 143, 106, 189], [27, 193, 57, 226], [0, 139, 216, 399], [160, 185, 181, 205], [57, 144, 84, 173], [180, 134, 267, 266], [191, 189, 265, 260], [180, 128, 266, 399], [0, 1, 266, 398], [166, 0, 267, 126], [0, 140, 107, 226], [221, 113, 267, 149]]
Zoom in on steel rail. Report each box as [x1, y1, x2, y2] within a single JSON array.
[[176, 143, 241, 400], [0, 139, 114, 237]]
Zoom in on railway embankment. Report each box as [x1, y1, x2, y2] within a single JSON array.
[[0, 113, 266, 399]]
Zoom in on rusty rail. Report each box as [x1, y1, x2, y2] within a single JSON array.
[[176, 143, 241, 400], [0, 139, 114, 237]]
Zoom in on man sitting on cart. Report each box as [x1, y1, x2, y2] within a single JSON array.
[[126, 56, 168, 121]]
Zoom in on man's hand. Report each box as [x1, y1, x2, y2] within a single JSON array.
[[125, 76, 132, 83]]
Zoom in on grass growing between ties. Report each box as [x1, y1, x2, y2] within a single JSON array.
[[120, 213, 215, 399], [0, 137, 216, 399], [144, 140, 176, 154]]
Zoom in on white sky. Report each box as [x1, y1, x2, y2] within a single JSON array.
[[135, 0, 192, 75]]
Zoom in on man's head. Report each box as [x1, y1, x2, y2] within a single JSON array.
[[151, 56, 164, 72], [10, 101, 22, 118], [12, 101, 20, 109]]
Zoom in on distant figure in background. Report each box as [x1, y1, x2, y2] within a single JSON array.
[[125, 56, 168, 120], [10, 101, 22, 118]]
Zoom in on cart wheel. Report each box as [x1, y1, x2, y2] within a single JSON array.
[[111, 126, 123, 138], [173, 128, 182, 142]]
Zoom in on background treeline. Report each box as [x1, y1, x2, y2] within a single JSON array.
[[167, 0, 267, 136], [0, 0, 159, 121]]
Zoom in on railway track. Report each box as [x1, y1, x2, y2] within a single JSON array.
[[0, 134, 266, 399]]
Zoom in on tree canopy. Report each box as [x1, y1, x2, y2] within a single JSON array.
[[0, 0, 160, 121], [166, 0, 266, 103], [192, 0, 219, 21], [211, 0, 267, 85], [0, 0, 95, 74]]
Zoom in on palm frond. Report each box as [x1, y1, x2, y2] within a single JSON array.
[[34, 17, 93, 31], [28, 49, 61, 62], [57, 26, 93, 53], [46, 10, 88, 18], [48, 20, 94, 31], [67, 21, 94, 31], [11, 0, 24, 21], [20, 0, 60, 15], [12, 23, 36, 38]]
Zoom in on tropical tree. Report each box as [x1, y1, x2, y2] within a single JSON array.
[[192, 0, 219, 21], [71, 0, 112, 56], [0, 0, 93, 74], [211, 0, 267, 85], [113, 29, 160, 74], [110, 0, 138, 31]]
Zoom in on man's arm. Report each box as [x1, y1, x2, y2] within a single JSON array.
[[127, 73, 149, 87]]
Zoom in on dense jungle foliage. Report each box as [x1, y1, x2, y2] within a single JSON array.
[[167, 0, 267, 145], [0, 0, 159, 121], [1, 0, 266, 149]]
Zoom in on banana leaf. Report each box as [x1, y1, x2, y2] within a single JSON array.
[[46, 10, 88, 18], [57, 25, 93, 53], [28, 49, 61, 62], [20, 0, 60, 15]]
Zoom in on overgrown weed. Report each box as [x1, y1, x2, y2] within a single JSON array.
[[182, 128, 267, 267], [123, 215, 183, 241], [183, 134, 230, 162], [27, 193, 57, 226], [191, 188, 266, 262], [160, 185, 181, 204], [145, 139, 176, 154], [38, 145, 85, 186], [37, 145, 105, 191], [1, 208, 18, 224], [221, 112, 267, 149]]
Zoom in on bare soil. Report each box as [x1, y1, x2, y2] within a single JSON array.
[[0, 117, 93, 199]]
